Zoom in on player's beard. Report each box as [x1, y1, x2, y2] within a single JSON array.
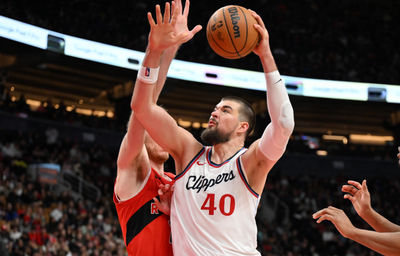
[[200, 127, 232, 145]]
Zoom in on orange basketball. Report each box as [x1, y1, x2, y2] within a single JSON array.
[[206, 5, 259, 59]]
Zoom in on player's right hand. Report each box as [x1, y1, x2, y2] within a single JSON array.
[[342, 179, 371, 218]]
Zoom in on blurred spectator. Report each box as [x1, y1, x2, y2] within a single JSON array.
[[16, 94, 29, 113]]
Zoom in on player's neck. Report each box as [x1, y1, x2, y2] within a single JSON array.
[[211, 138, 244, 164]]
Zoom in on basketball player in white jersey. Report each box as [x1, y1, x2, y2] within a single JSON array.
[[132, 3, 294, 255]]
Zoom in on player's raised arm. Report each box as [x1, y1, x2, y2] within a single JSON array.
[[241, 10, 294, 194], [132, 1, 203, 173], [116, 1, 201, 198]]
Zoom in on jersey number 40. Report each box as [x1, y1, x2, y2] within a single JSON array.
[[201, 193, 235, 216]]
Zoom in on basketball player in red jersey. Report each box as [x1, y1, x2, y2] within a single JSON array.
[[132, 3, 294, 255], [113, 1, 201, 255]]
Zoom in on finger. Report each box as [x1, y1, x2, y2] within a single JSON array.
[[171, 1, 175, 15], [170, 2, 179, 27], [161, 184, 170, 193], [344, 194, 355, 203], [163, 2, 171, 24], [250, 10, 265, 28], [153, 197, 160, 204], [313, 208, 329, 219], [362, 179, 368, 191], [177, 0, 182, 15], [327, 206, 339, 211], [183, 0, 190, 17], [342, 185, 358, 196], [155, 4, 163, 25], [189, 25, 202, 36], [147, 12, 156, 27], [347, 180, 362, 190], [253, 24, 265, 37], [342, 185, 356, 195], [316, 214, 333, 224], [312, 211, 323, 219], [158, 188, 164, 196]]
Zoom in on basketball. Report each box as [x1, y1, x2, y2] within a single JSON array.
[[206, 5, 259, 59]]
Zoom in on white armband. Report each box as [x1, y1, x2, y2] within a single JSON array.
[[137, 66, 160, 84], [260, 70, 294, 161]]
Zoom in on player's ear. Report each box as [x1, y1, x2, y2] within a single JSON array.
[[238, 121, 249, 134]]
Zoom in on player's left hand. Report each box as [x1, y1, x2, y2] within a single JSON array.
[[312, 206, 355, 239], [153, 183, 174, 215]]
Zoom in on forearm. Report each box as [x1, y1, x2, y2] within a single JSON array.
[[142, 48, 163, 68], [348, 229, 400, 256], [116, 113, 146, 169], [126, 113, 146, 146], [258, 52, 294, 161], [361, 208, 400, 232], [153, 45, 179, 102], [259, 51, 277, 74], [131, 62, 188, 160], [117, 46, 162, 170], [262, 53, 292, 127], [131, 47, 164, 110]]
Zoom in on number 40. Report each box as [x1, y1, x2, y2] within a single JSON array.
[[200, 193, 235, 216]]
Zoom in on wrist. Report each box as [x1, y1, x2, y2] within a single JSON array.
[[166, 44, 180, 53], [146, 45, 163, 55], [143, 48, 163, 68], [359, 205, 374, 219], [260, 51, 277, 73], [345, 226, 358, 239], [137, 66, 160, 84]]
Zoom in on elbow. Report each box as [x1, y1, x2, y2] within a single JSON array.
[[130, 96, 140, 112], [278, 102, 295, 137], [131, 97, 146, 119]]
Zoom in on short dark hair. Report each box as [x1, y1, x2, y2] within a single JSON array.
[[221, 96, 255, 137]]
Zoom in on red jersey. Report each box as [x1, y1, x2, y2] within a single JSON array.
[[114, 168, 174, 256]]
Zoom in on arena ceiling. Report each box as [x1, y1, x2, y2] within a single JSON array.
[[0, 37, 398, 137]]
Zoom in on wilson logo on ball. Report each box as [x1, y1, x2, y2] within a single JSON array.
[[228, 6, 241, 38]]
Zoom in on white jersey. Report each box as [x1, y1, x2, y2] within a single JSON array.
[[171, 146, 261, 256]]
